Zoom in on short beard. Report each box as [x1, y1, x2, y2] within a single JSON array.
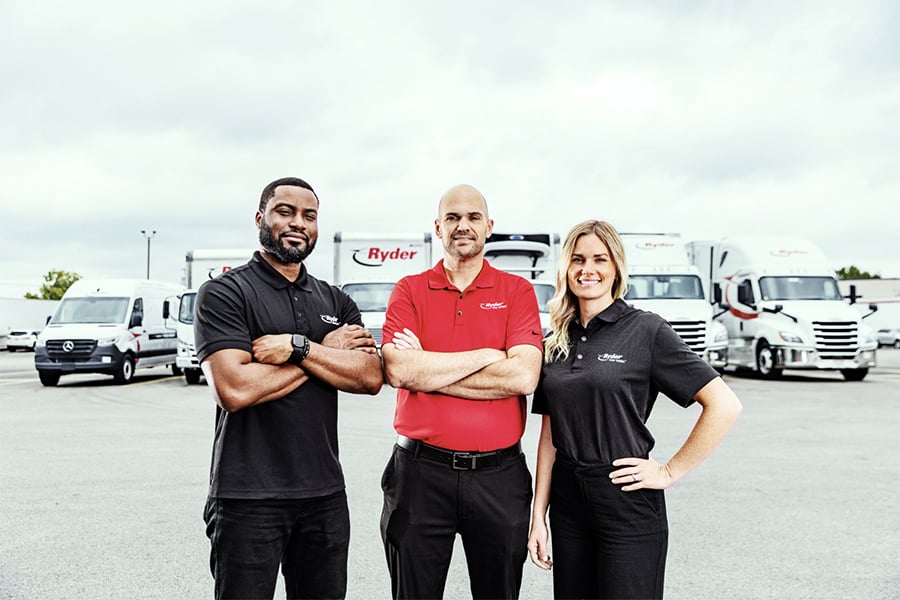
[[259, 221, 315, 264], [445, 237, 483, 260]]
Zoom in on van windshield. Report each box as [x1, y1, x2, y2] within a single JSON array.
[[625, 275, 704, 300], [52, 297, 130, 324], [759, 276, 843, 301], [179, 293, 197, 324], [341, 283, 395, 312]]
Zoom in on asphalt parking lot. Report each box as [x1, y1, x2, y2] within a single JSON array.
[[1, 349, 899, 600]]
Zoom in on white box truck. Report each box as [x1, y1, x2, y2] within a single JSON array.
[[333, 232, 433, 346], [484, 232, 561, 338], [686, 235, 878, 380], [34, 279, 182, 386], [621, 233, 728, 369], [174, 249, 256, 384]]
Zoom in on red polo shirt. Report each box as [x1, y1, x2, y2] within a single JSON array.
[[383, 259, 543, 451]]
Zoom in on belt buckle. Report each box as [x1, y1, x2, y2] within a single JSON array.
[[451, 452, 475, 470]]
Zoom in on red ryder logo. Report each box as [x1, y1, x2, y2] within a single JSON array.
[[352, 247, 420, 267], [635, 242, 675, 249], [770, 249, 809, 257]]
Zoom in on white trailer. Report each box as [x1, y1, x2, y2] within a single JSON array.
[[183, 248, 256, 289], [333, 232, 433, 346], [34, 279, 182, 386], [686, 235, 878, 380], [621, 233, 728, 369]]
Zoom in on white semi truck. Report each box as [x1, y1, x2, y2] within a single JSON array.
[[686, 235, 878, 380], [34, 279, 182, 386], [174, 249, 255, 384], [333, 232, 433, 346], [620, 233, 728, 369], [484, 232, 561, 338]]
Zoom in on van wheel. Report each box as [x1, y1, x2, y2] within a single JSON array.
[[38, 370, 60, 387], [185, 369, 202, 385], [114, 355, 135, 384], [840, 368, 868, 381], [756, 341, 782, 379], [894, 340, 900, 349]]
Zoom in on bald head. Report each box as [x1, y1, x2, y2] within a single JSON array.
[[438, 184, 489, 219]]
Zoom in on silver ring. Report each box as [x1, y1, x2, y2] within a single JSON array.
[[631, 474, 638, 482]]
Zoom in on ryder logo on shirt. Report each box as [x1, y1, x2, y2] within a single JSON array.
[[479, 302, 508, 310], [597, 353, 626, 364], [320, 314, 340, 325]]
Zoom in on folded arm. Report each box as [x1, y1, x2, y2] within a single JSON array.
[[436, 344, 542, 399]]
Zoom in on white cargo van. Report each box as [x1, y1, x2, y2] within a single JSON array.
[[34, 279, 182, 386], [687, 236, 878, 380], [333, 232, 433, 346], [621, 233, 728, 369]]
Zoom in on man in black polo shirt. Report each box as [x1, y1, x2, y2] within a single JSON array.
[[194, 176, 383, 600]]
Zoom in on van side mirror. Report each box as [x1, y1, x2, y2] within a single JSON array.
[[163, 300, 171, 320], [712, 283, 722, 306]]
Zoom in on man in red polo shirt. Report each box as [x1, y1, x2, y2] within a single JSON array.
[[380, 184, 543, 600]]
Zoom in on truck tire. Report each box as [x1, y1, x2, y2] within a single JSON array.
[[840, 368, 868, 381], [38, 370, 60, 387], [185, 369, 202, 385], [113, 355, 135, 384], [755, 341, 782, 379]]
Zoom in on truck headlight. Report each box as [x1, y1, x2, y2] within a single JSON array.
[[779, 331, 803, 344]]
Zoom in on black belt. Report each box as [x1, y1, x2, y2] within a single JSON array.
[[396, 435, 522, 471]]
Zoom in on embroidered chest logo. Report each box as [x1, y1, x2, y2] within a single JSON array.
[[480, 302, 508, 310], [597, 353, 627, 364], [320, 314, 340, 325]]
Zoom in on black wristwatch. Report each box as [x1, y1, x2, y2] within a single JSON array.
[[289, 334, 310, 366]]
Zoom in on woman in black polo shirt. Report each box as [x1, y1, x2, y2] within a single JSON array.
[[526, 220, 742, 600]]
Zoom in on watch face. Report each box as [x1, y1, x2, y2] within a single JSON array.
[[293, 334, 306, 348]]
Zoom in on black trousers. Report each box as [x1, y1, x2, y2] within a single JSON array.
[[204, 491, 350, 600], [549, 457, 668, 600], [380, 442, 533, 600]]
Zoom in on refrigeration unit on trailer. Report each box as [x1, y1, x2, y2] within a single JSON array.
[[333, 232, 433, 346], [34, 279, 182, 386], [686, 235, 878, 380], [484, 232, 561, 337], [621, 233, 727, 369]]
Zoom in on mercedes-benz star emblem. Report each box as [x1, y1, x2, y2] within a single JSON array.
[[62, 340, 75, 352]]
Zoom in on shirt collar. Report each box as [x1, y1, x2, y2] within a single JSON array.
[[427, 258, 499, 291], [576, 297, 629, 330], [250, 251, 313, 291]]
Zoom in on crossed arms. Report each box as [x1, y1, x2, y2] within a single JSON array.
[[202, 324, 383, 413]]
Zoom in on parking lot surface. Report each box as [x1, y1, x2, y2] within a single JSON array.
[[1, 350, 899, 599]]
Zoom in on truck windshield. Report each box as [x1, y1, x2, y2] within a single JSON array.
[[759, 276, 843, 301], [341, 283, 395, 312], [179, 292, 197, 324], [624, 275, 704, 300], [52, 297, 130, 324]]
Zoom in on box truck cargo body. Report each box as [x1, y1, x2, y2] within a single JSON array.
[[621, 233, 728, 369], [333, 232, 433, 346], [184, 248, 255, 288], [34, 279, 182, 386], [687, 236, 878, 380]]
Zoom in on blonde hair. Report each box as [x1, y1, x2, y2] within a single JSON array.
[[544, 220, 629, 363]]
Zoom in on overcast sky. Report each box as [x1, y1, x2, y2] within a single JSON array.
[[2, 1, 899, 298]]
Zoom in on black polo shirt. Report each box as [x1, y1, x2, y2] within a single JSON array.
[[195, 251, 364, 499], [532, 298, 718, 465]]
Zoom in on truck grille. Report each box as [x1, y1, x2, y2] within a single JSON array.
[[812, 321, 859, 360], [369, 327, 384, 346], [668, 320, 707, 355], [46, 339, 98, 360]]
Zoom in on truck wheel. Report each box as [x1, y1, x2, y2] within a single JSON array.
[[7, 347, 16, 353], [840, 368, 868, 381], [38, 370, 60, 387], [755, 341, 782, 379], [185, 369, 202, 385], [114, 355, 135, 384], [894, 340, 900, 349]]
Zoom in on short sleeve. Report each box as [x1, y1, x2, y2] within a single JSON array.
[[194, 278, 253, 362], [649, 321, 718, 408], [531, 368, 549, 415]]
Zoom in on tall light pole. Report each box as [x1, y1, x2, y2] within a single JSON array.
[[141, 229, 156, 280]]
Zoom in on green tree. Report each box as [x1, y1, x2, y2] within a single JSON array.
[[835, 265, 881, 280], [24, 270, 82, 300]]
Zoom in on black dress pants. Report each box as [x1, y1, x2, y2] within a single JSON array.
[[549, 457, 668, 600], [380, 442, 533, 600]]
